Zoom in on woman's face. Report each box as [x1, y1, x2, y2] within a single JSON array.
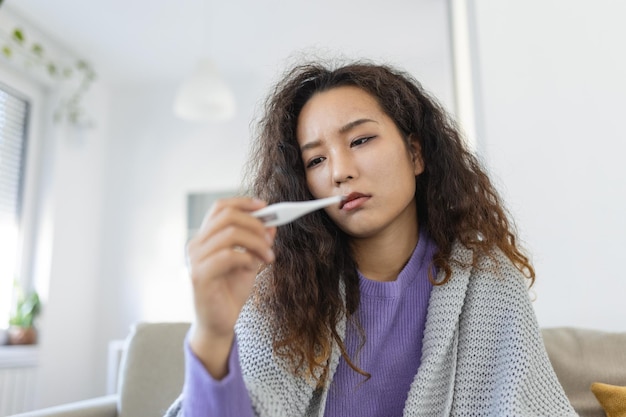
[[296, 86, 424, 239]]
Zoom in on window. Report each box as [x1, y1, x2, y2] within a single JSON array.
[[0, 83, 30, 326]]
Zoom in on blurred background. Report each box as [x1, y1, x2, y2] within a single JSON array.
[[0, 0, 624, 412]]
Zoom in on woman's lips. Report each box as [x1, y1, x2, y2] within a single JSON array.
[[340, 192, 370, 211]]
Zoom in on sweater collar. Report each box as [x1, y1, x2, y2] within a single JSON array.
[[357, 228, 435, 298]]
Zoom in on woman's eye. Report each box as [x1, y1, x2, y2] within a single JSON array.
[[306, 156, 325, 168], [351, 136, 375, 147]]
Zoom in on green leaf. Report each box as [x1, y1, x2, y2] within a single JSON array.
[[32, 43, 44, 57], [2, 45, 11, 58], [9, 291, 41, 328], [12, 28, 25, 44], [47, 62, 57, 76]]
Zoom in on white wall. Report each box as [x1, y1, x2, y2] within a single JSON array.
[[34, 82, 111, 406], [471, 0, 626, 331], [91, 78, 258, 393]]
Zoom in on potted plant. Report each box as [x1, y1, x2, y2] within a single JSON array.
[[8, 290, 42, 345]]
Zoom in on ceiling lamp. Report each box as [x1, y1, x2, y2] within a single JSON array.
[[173, 58, 236, 122]]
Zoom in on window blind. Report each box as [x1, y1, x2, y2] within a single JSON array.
[[0, 83, 28, 226], [0, 83, 29, 325]]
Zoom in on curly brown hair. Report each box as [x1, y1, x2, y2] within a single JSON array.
[[243, 60, 534, 386]]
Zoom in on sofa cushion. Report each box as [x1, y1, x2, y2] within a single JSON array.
[[542, 327, 626, 417], [591, 382, 626, 417]]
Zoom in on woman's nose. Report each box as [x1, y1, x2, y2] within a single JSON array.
[[331, 151, 357, 185]]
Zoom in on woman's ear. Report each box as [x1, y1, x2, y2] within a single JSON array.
[[409, 135, 425, 176]]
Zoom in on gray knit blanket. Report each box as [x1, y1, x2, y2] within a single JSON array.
[[166, 244, 578, 416]]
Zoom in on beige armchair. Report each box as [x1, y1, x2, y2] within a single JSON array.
[[10, 323, 626, 417], [10, 322, 190, 417]]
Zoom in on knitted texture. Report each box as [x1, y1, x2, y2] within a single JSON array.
[[165, 243, 578, 417], [402, 244, 576, 416]]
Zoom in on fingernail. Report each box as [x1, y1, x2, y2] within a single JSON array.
[[267, 249, 275, 262], [265, 232, 273, 244]]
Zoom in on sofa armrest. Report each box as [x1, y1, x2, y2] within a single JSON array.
[[9, 395, 118, 417]]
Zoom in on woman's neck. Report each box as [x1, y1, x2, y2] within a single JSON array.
[[351, 222, 420, 282]]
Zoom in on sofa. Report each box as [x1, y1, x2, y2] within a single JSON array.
[[10, 322, 626, 417]]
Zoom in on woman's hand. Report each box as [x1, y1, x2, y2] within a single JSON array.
[[186, 197, 276, 378]]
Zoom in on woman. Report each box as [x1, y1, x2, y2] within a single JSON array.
[[166, 61, 577, 416]]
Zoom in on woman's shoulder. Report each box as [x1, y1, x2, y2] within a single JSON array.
[[453, 245, 535, 319], [449, 241, 529, 281], [446, 242, 532, 302]]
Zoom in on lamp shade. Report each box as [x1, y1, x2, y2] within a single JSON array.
[[174, 59, 236, 121]]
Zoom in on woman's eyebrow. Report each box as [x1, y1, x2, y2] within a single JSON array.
[[338, 118, 378, 134], [300, 140, 322, 153], [300, 119, 379, 152]]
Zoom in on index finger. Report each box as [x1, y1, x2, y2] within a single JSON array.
[[200, 197, 267, 230]]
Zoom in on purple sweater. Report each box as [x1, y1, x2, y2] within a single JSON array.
[[183, 229, 436, 417]]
